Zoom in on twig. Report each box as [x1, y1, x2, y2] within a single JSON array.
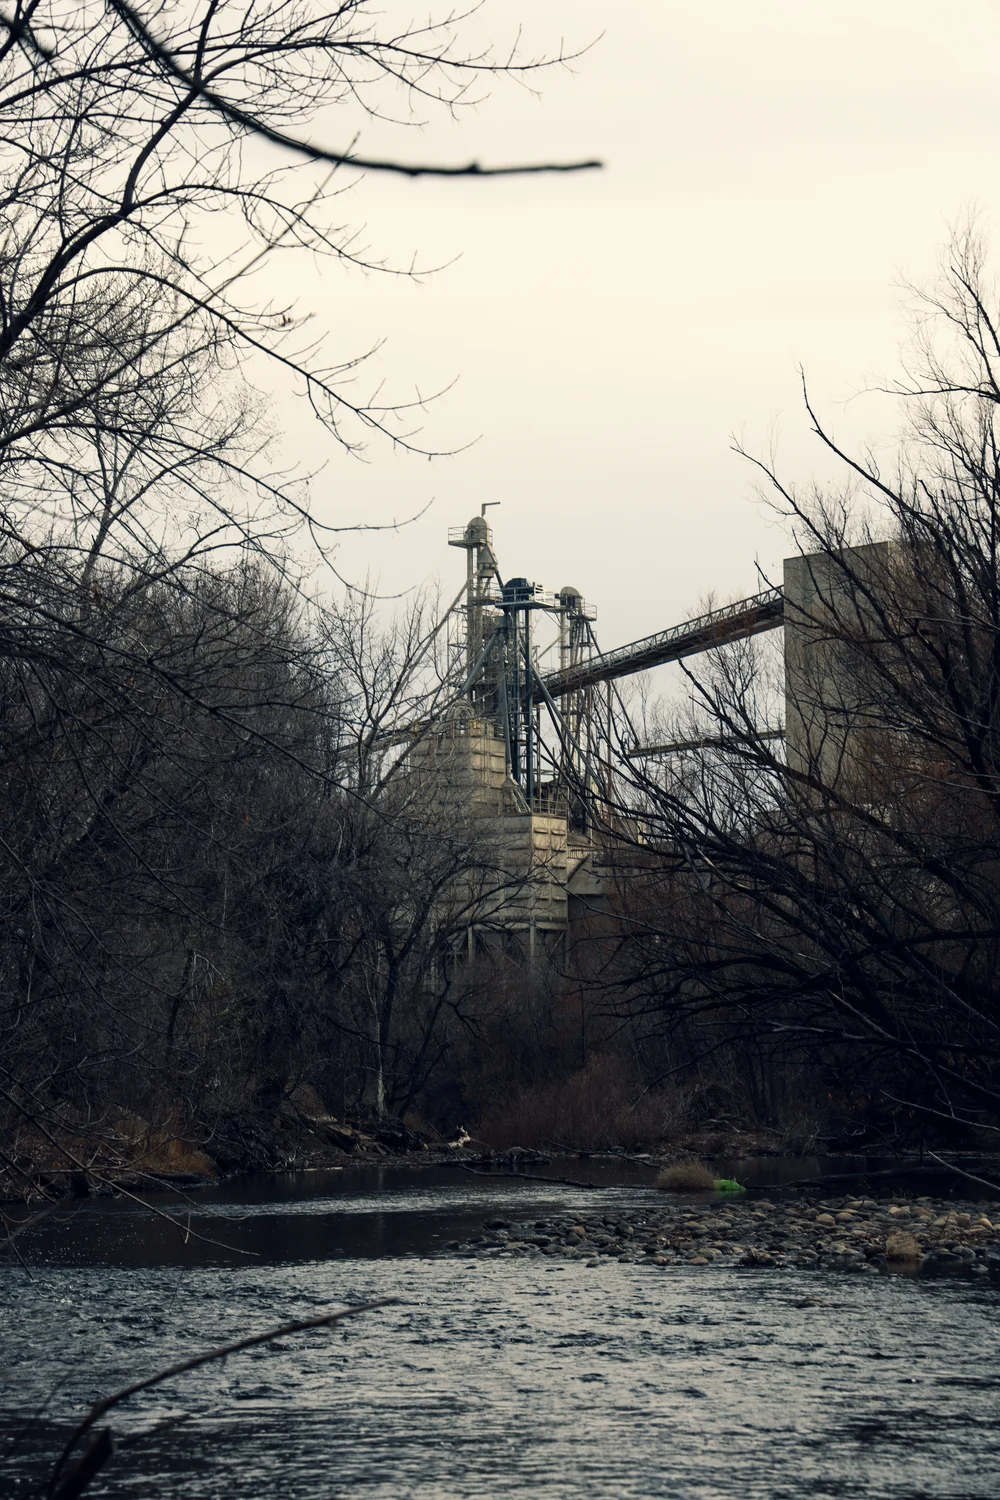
[[924, 1150, 1000, 1194], [107, 0, 602, 179], [52, 1428, 113, 1500], [1, 1198, 71, 1256], [47, 1298, 398, 1498]]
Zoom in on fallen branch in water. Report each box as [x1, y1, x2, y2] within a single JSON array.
[[455, 1164, 601, 1189], [47, 1297, 399, 1499], [772, 1164, 998, 1190]]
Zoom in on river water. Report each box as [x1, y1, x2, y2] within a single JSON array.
[[3, 1163, 1000, 1498]]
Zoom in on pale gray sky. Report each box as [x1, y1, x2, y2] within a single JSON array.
[[269, 0, 1000, 657]]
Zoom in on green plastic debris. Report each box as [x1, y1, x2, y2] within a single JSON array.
[[713, 1178, 746, 1193]]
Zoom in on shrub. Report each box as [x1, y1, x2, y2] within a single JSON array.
[[656, 1162, 716, 1192], [885, 1231, 922, 1261]]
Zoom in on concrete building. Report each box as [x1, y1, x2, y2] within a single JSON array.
[[783, 541, 893, 792], [406, 712, 605, 958]]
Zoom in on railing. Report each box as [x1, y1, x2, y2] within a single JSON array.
[[542, 588, 785, 697]]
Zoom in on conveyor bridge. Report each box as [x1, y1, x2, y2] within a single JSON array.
[[542, 587, 785, 698]]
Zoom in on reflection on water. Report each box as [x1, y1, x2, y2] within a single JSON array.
[[10, 1155, 994, 1268], [3, 1163, 999, 1498], [8, 1164, 670, 1267]]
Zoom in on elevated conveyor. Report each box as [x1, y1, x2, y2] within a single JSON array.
[[541, 587, 784, 698]]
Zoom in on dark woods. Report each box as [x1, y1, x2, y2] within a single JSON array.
[[0, 0, 595, 1190]]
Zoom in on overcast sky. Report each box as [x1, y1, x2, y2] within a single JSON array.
[[268, 0, 1000, 658]]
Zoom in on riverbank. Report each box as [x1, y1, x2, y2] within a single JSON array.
[[5, 1102, 1000, 1208], [439, 1191, 1000, 1277], [0, 1110, 783, 1203], [0, 1083, 841, 1203]]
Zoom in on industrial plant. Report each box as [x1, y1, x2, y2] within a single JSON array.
[[408, 513, 881, 953]]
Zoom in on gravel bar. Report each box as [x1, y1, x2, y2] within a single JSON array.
[[438, 1193, 1000, 1276]]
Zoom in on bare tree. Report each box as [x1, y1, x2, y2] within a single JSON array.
[[585, 230, 1000, 1156], [0, 1, 599, 1193]]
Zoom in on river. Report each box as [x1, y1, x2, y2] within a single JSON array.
[[3, 1163, 1000, 1498]]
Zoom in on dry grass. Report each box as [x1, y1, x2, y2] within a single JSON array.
[[885, 1231, 922, 1261], [656, 1162, 717, 1192], [137, 1137, 215, 1176]]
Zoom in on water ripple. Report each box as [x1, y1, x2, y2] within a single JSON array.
[[3, 1256, 1000, 1497]]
